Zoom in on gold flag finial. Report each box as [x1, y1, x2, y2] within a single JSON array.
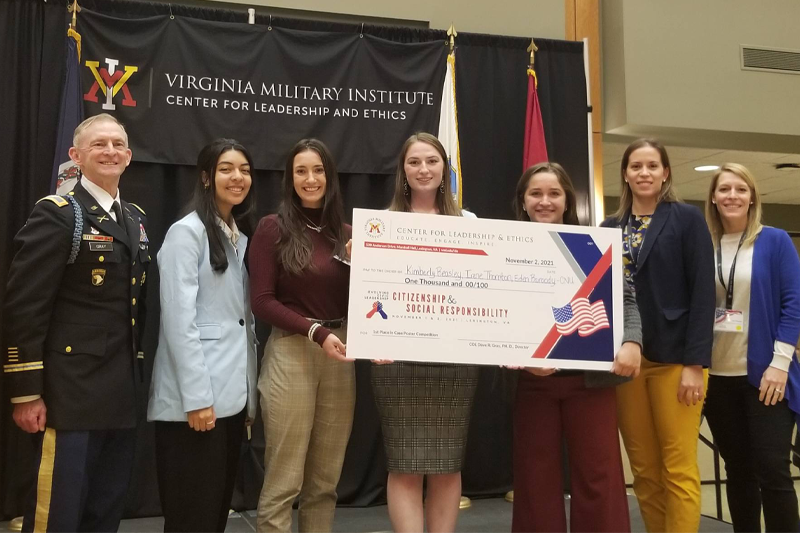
[[447, 23, 457, 53], [527, 39, 538, 67], [68, 0, 81, 30]]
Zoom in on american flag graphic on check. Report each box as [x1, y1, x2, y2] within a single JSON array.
[[552, 297, 610, 337]]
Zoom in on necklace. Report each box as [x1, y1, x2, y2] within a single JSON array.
[[299, 211, 325, 233]]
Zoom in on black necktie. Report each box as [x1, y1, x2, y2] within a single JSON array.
[[112, 201, 126, 231]]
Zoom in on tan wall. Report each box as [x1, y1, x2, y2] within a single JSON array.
[[202, 0, 565, 39], [605, 196, 800, 231], [602, 0, 800, 151]]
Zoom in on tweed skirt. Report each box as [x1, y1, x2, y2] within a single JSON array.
[[371, 361, 479, 474]]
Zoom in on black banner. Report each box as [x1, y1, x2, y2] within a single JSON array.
[[79, 10, 447, 173]]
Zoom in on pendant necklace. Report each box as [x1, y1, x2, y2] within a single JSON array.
[[300, 211, 325, 233]]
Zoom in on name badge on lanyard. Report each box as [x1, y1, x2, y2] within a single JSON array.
[[714, 234, 745, 333]]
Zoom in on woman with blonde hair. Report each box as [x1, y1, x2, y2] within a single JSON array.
[[600, 138, 715, 532], [373, 132, 478, 533], [704, 162, 800, 532]]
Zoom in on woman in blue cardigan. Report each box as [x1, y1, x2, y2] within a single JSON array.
[[601, 138, 715, 532], [703, 162, 800, 532]]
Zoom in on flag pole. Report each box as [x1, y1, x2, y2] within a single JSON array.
[[582, 37, 598, 225], [527, 39, 538, 69], [68, 0, 81, 30], [447, 23, 457, 54]]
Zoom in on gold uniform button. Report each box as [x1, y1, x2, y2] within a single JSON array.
[[98, 256, 105, 262], [132, 277, 136, 285], [65, 346, 72, 353], [132, 319, 136, 326], [132, 298, 137, 306]]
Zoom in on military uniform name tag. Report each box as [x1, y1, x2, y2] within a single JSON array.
[[88, 242, 113, 252], [714, 308, 744, 333]]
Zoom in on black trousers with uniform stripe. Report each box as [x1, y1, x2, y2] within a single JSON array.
[[154, 410, 246, 533], [22, 427, 136, 533]]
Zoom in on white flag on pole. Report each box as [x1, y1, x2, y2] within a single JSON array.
[[437, 52, 462, 207]]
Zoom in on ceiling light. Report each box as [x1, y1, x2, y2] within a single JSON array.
[[694, 165, 720, 172]]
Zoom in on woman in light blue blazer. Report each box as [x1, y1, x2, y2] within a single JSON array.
[[148, 139, 257, 533]]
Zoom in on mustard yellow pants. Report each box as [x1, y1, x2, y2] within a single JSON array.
[[616, 358, 708, 533]]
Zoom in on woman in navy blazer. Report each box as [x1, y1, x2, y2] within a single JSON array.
[[601, 138, 715, 532], [148, 139, 258, 532], [703, 163, 800, 531]]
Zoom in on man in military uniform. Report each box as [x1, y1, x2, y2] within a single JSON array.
[[3, 114, 149, 532]]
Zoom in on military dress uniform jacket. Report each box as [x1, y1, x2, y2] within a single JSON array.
[[3, 181, 150, 430]]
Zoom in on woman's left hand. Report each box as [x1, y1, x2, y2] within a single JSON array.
[[345, 239, 352, 261], [759, 367, 788, 405], [611, 341, 642, 377], [677, 365, 705, 406]]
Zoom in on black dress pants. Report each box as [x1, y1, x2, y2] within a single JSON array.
[[154, 410, 246, 532], [705, 375, 799, 533]]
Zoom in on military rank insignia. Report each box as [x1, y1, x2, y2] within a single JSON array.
[[92, 268, 106, 286]]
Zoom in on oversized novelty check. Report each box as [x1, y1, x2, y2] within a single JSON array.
[[346, 209, 624, 370]]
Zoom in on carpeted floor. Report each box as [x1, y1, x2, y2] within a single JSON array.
[[4, 494, 726, 532]]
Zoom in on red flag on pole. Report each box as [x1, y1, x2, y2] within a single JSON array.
[[523, 68, 548, 169]]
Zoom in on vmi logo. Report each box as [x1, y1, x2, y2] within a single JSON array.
[[84, 58, 138, 110], [364, 217, 386, 239]]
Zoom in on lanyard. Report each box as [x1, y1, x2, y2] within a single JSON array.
[[716, 233, 745, 310]]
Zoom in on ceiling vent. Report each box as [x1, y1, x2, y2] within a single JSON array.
[[741, 45, 800, 75]]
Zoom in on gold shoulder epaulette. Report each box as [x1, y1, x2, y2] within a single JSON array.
[[36, 195, 68, 207], [129, 203, 146, 215]]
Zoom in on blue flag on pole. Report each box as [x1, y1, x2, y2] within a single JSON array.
[[52, 28, 84, 194]]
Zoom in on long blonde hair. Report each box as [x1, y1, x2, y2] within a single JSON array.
[[612, 138, 679, 221], [388, 132, 462, 216], [704, 163, 763, 247]]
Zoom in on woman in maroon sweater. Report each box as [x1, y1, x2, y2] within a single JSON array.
[[249, 138, 353, 533]]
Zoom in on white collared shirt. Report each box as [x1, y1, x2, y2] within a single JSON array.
[[81, 178, 122, 221], [217, 217, 240, 256]]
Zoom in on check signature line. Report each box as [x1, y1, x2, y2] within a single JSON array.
[[458, 339, 540, 346]]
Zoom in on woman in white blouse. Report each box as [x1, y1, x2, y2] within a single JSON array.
[[703, 162, 800, 532]]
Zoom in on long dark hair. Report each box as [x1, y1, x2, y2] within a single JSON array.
[[276, 138, 347, 275], [191, 138, 256, 272], [387, 132, 462, 216], [513, 162, 579, 225]]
